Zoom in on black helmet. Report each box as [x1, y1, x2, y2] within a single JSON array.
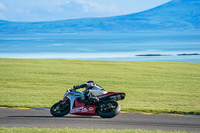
[[87, 80, 95, 84]]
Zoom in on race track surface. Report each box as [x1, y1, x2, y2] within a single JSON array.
[[0, 108, 200, 132]]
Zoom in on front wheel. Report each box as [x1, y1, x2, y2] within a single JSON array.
[[50, 101, 70, 117], [97, 101, 121, 118]]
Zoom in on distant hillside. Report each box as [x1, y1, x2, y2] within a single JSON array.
[[0, 0, 200, 33]]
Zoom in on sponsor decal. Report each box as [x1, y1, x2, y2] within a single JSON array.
[[71, 106, 88, 113], [89, 107, 93, 111]]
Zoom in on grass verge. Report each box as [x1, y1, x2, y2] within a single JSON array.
[[0, 59, 200, 115], [0, 127, 190, 133]]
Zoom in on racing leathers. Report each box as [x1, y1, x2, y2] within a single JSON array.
[[73, 81, 107, 104]]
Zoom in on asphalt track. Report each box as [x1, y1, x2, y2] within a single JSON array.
[[0, 108, 200, 132]]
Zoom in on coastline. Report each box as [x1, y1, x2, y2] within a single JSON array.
[[0, 52, 199, 63]]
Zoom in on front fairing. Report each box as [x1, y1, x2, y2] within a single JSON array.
[[65, 91, 98, 115], [63, 90, 70, 99], [69, 91, 84, 97], [63, 89, 84, 99], [65, 91, 85, 112]]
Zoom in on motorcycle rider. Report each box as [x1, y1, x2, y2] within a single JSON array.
[[73, 80, 107, 104]]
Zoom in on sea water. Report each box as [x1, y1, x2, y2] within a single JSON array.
[[0, 32, 200, 62]]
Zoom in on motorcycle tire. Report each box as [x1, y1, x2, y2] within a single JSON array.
[[97, 101, 121, 118], [50, 102, 70, 117]]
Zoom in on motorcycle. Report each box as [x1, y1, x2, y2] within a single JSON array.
[[50, 88, 126, 118]]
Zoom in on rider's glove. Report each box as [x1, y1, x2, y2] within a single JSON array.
[[73, 85, 79, 91], [73, 86, 76, 91]]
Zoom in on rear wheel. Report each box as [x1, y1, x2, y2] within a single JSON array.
[[97, 101, 121, 118], [50, 101, 70, 117]]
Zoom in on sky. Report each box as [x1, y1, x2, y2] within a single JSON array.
[[0, 0, 171, 22]]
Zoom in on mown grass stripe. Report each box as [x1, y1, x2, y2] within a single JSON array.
[[0, 59, 200, 115]]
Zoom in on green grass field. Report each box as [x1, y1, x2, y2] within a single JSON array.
[[0, 59, 200, 114], [0, 127, 190, 133]]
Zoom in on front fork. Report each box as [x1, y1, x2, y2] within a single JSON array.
[[58, 99, 70, 110], [59, 100, 66, 104]]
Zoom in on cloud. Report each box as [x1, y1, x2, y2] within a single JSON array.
[[72, 0, 118, 13], [0, 3, 6, 20], [0, 2, 6, 10], [0, 0, 120, 22], [54, 0, 119, 17]]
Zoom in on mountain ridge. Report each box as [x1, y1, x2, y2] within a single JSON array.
[[0, 0, 200, 33]]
